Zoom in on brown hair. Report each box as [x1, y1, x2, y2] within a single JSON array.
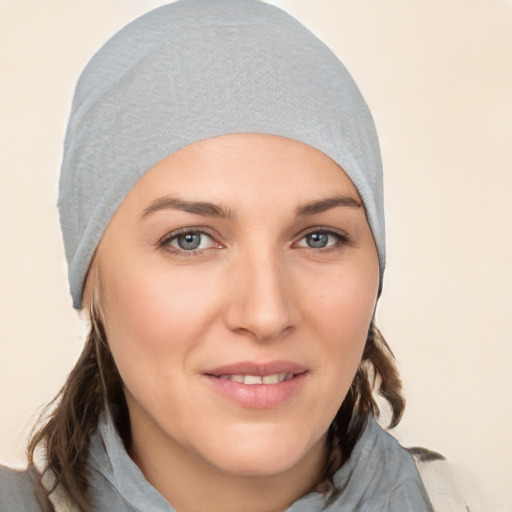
[[318, 321, 405, 494], [27, 307, 404, 511]]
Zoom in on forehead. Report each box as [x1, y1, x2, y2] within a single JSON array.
[[129, 133, 360, 206]]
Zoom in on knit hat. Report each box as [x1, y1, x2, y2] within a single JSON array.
[[58, 0, 385, 308]]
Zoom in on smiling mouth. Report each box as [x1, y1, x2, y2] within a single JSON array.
[[205, 361, 308, 386], [214, 373, 299, 385], [204, 362, 308, 408]]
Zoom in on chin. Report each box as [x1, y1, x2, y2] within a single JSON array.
[[196, 425, 325, 478]]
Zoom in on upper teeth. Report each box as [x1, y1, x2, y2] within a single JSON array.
[[220, 373, 292, 384]]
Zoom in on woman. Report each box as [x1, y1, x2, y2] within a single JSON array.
[[0, 1, 468, 511]]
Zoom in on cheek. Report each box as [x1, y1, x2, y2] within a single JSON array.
[[102, 256, 217, 340], [98, 259, 223, 394], [301, 258, 378, 339], [299, 259, 378, 403]]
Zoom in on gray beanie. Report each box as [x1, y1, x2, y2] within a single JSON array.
[[58, 0, 385, 308]]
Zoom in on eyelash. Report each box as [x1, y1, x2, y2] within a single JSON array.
[[294, 229, 349, 251], [159, 228, 220, 257], [158, 227, 349, 257]]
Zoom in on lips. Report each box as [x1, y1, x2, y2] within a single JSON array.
[[204, 361, 308, 408], [217, 373, 295, 384], [206, 360, 307, 378]]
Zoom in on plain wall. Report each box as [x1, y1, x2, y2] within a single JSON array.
[[0, 1, 510, 510]]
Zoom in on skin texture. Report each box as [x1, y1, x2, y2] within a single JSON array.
[[88, 134, 380, 512]]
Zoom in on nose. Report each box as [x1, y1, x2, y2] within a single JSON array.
[[224, 249, 301, 342]]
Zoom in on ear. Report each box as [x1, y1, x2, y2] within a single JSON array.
[[80, 278, 92, 321], [81, 258, 98, 319]]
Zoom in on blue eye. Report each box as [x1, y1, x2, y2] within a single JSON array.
[[297, 230, 346, 249], [176, 233, 203, 250], [162, 230, 216, 252], [305, 232, 329, 248]]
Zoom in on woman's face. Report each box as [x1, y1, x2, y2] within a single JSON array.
[[92, 134, 379, 479]]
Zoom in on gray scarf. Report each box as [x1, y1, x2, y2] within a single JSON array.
[[85, 412, 433, 511]]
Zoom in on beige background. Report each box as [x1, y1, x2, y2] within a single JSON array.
[[0, 1, 510, 510]]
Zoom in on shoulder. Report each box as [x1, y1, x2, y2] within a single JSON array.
[[408, 447, 470, 512], [361, 420, 469, 511], [0, 464, 43, 511]]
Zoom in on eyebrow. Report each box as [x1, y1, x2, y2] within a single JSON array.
[[142, 193, 361, 221], [142, 196, 236, 220], [295, 195, 362, 216]]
